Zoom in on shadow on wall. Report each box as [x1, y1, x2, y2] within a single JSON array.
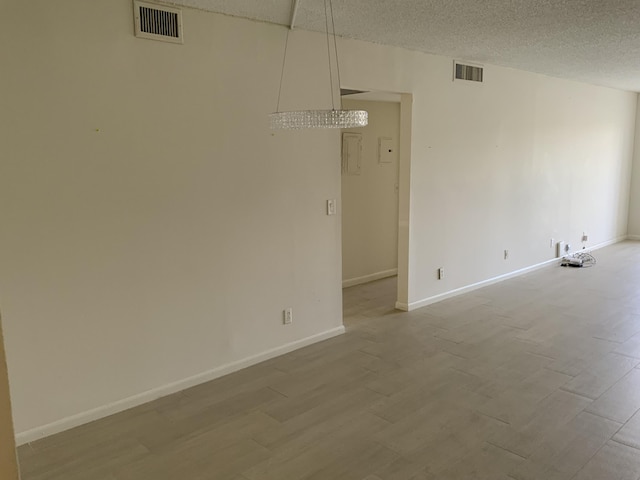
[[0, 313, 19, 479]]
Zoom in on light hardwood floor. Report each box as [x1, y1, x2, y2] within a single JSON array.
[[18, 241, 640, 479]]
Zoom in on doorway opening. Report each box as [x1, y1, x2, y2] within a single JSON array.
[[340, 90, 412, 323]]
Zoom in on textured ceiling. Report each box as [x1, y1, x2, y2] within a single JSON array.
[[166, 0, 640, 92]]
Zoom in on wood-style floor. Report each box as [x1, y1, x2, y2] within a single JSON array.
[[17, 242, 640, 479]]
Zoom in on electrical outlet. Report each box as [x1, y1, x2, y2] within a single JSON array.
[[582, 232, 588, 242], [504, 249, 509, 260], [550, 238, 554, 248], [326, 199, 336, 216], [438, 268, 444, 280], [283, 308, 293, 325]]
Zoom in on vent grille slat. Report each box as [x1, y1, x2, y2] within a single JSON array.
[[140, 6, 179, 38], [454, 62, 483, 83], [134, 1, 183, 44]]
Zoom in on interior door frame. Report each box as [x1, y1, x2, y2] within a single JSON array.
[[339, 89, 413, 310]]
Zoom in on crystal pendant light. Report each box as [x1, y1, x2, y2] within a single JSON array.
[[269, 0, 368, 130]]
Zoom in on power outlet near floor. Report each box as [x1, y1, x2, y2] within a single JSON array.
[[326, 199, 337, 216], [283, 308, 293, 325]]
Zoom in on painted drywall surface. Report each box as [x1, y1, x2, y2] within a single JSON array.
[[0, 0, 343, 435], [342, 99, 400, 285], [627, 95, 640, 237], [338, 39, 637, 306], [0, 316, 19, 480]]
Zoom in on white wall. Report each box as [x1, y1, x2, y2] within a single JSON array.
[[627, 96, 640, 238], [338, 41, 637, 309], [0, 0, 344, 439], [342, 99, 400, 286], [0, 316, 19, 480], [0, 0, 637, 440]]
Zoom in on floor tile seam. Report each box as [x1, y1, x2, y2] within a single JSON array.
[[582, 367, 640, 410], [577, 410, 625, 437], [606, 351, 640, 365], [542, 365, 579, 378], [557, 386, 598, 401], [610, 404, 640, 438], [474, 410, 511, 426], [367, 436, 405, 458], [566, 438, 614, 480], [509, 390, 594, 436], [524, 350, 557, 361], [370, 439, 405, 462], [484, 440, 528, 460], [608, 437, 640, 452], [356, 348, 385, 361], [448, 366, 486, 382], [591, 334, 625, 345], [527, 385, 592, 418], [581, 408, 626, 425], [557, 359, 640, 400], [610, 350, 640, 361], [432, 332, 465, 344], [368, 410, 396, 427], [266, 385, 290, 399], [363, 384, 397, 398], [497, 320, 531, 331], [248, 424, 335, 456]]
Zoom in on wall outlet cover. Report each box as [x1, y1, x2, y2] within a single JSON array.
[[283, 308, 293, 325], [327, 199, 337, 216]]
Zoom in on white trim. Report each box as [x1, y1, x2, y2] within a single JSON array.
[[342, 268, 397, 288], [626, 235, 640, 241], [402, 258, 559, 311], [395, 301, 409, 311], [15, 326, 345, 445], [398, 236, 626, 312], [574, 235, 627, 252]]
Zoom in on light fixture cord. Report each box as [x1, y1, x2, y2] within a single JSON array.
[[328, 0, 343, 110], [275, 28, 291, 113], [324, 0, 336, 111]]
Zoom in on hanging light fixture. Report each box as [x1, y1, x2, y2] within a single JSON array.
[[269, 0, 368, 130]]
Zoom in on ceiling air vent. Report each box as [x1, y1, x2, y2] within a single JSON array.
[[134, 1, 183, 44], [454, 62, 483, 83]]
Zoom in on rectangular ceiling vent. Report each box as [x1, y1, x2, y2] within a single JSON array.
[[454, 62, 483, 83], [134, 1, 183, 44]]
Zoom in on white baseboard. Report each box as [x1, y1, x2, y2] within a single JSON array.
[[397, 236, 626, 312], [581, 235, 628, 251], [397, 258, 559, 311], [626, 235, 640, 241], [15, 326, 345, 445], [343, 268, 398, 288], [394, 301, 410, 311]]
